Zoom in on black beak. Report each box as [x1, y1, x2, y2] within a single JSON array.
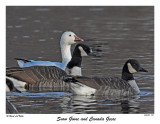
[[139, 67, 148, 72]]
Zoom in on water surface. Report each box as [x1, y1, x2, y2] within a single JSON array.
[[6, 6, 154, 114]]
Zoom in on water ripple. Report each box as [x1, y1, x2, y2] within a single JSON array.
[[23, 35, 30, 38], [35, 8, 51, 12], [89, 8, 104, 11]]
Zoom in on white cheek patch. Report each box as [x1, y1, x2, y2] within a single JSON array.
[[78, 46, 88, 56], [127, 63, 137, 73]]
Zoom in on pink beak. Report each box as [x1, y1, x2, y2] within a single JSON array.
[[74, 35, 84, 42]]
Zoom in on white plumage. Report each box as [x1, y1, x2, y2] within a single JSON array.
[[16, 31, 84, 70]]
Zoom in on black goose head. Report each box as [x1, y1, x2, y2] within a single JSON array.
[[73, 43, 93, 57], [67, 43, 94, 70], [124, 59, 148, 73], [122, 59, 148, 81]]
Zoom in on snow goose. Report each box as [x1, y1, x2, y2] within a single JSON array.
[[65, 59, 148, 96], [16, 31, 84, 70], [6, 43, 94, 90]]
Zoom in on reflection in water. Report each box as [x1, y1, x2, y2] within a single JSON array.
[[70, 95, 97, 114], [7, 91, 153, 114], [6, 6, 154, 114], [121, 97, 140, 114]]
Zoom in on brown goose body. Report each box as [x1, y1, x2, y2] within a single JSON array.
[[65, 76, 136, 96], [6, 66, 69, 90], [64, 59, 148, 96]]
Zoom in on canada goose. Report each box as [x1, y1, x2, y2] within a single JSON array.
[[6, 43, 94, 90], [65, 43, 95, 76], [64, 59, 148, 96], [16, 31, 84, 70]]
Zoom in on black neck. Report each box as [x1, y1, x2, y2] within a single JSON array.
[[122, 63, 134, 81], [67, 49, 82, 69]]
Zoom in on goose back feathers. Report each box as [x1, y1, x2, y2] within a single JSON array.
[[65, 76, 135, 96], [7, 66, 68, 90]]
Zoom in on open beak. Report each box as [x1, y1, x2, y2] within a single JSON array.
[[74, 35, 84, 42], [139, 67, 148, 72]]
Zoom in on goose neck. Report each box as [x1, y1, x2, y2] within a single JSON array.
[[122, 63, 134, 81], [67, 56, 82, 68], [122, 71, 134, 81], [122, 65, 140, 94], [60, 43, 72, 68]]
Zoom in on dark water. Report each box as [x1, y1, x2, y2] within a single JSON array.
[[6, 6, 154, 114]]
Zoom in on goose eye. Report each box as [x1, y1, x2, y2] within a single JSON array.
[[69, 34, 71, 37]]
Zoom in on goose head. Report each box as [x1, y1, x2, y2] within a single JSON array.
[[122, 59, 148, 81], [74, 43, 94, 57], [125, 59, 148, 73], [60, 31, 84, 45]]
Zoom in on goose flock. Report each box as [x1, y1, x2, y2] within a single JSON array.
[[6, 31, 148, 113]]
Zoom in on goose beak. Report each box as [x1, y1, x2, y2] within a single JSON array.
[[139, 67, 148, 72], [74, 35, 84, 42]]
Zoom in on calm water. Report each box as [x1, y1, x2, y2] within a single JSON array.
[[6, 6, 154, 114]]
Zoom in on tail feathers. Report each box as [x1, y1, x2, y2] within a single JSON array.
[[15, 58, 31, 68], [15, 58, 31, 63]]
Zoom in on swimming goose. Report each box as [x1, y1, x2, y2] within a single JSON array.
[[6, 43, 94, 90], [16, 31, 84, 70], [64, 59, 148, 96]]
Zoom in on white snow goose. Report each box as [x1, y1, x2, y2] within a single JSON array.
[[15, 31, 84, 70], [6, 44, 94, 91]]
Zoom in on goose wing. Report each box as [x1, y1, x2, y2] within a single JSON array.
[[69, 76, 132, 90], [70, 76, 134, 96], [6, 66, 67, 84], [68, 76, 101, 90], [15, 58, 63, 69]]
